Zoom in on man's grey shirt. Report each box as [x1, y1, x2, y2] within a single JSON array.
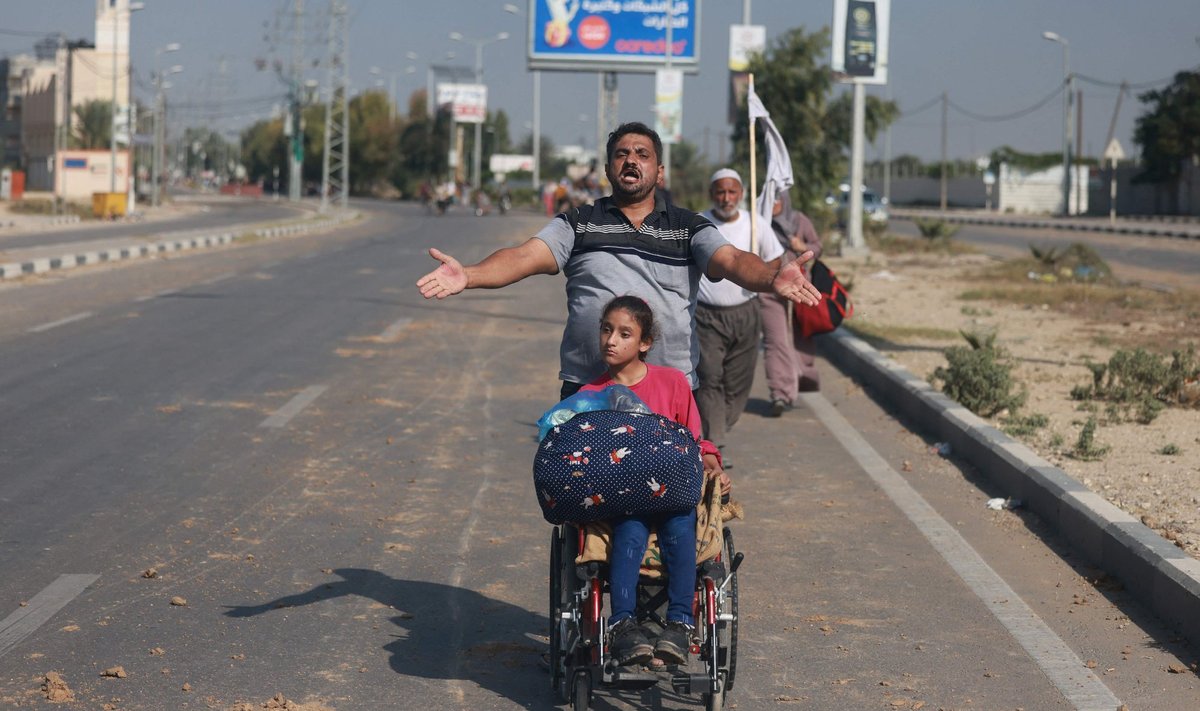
[[535, 193, 730, 388]]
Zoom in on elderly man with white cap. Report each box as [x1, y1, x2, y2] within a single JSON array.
[[694, 168, 785, 463]]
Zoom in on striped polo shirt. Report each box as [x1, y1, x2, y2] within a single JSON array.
[[536, 192, 731, 388]]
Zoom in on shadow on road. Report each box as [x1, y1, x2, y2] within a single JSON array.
[[224, 567, 553, 706]]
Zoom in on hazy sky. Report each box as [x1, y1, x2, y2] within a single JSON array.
[[4, 1, 1198, 165]]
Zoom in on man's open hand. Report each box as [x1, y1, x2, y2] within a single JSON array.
[[772, 250, 821, 306], [416, 248, 467, 299]]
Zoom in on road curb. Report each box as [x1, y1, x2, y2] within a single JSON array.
[[820, 328, 1200, 645], [892, 209, 1200, 240], [0, 212, 358, 281]]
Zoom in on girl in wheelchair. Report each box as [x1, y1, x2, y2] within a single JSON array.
[[574, 295, 729, 667]]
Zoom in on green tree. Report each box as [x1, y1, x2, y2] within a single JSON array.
[[71, 99, 112, 149], [517, 133, 560, 182], [730, 26, 898, 210], [666, 139, 714, 211], [1134, 70, 1200, 196], [989, 145, 1062, 174], [348, 90, 398, 193], [490, 109, 513, 155], [240, 117, 286, 187]]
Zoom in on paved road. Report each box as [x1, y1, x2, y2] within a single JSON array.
[[0, 203, 1196, 709], [889, 217, 1200, 289], [0, 198, 304, 252]]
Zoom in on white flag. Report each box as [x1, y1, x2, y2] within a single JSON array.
[[747, 84, 793, 223]]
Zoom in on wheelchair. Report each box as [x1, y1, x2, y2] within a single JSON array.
[[546, 516, 743, 710]]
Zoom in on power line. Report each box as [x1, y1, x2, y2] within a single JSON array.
[[898, 94, 942, 118], [1075, 64, 1200, 91], [947, 81, 1064, 122]]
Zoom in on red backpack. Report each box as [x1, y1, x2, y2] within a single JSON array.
[[793, 259, 853, 339]]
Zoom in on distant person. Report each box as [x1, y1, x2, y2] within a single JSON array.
[[761, 191, 824, 414], [415, 122, 819, 400], [695, 169, 784, 461], [542, 180, 557, 217]]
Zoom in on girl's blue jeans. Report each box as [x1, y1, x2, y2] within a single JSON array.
[[607, 509, 697, 627]]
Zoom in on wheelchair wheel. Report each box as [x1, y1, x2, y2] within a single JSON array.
[[722, 527, 739, 691], [572, 670, 591, 710], [549, 526, 563, 693]]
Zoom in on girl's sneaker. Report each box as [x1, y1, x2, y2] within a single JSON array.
[[609, 618, 653, 666], [654, 620, 693, 664]]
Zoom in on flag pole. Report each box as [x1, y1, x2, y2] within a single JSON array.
[[748, 73, 758, 255]]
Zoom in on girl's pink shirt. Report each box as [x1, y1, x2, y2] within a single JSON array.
[[580, 363, 721, 461]]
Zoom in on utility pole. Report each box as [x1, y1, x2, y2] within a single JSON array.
[[288, 0, 305, 202], [54, 33, 67, 213], [320, 0, 349, 211], [1075, 87, 1083, 215], [940, 91, 948, 212]]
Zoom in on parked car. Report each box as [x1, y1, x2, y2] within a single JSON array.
[[827, 184, 889, 227]]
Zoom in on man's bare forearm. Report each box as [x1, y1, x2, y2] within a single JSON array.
[[464, 238, 558, 289], [710, 247, 780, 293]]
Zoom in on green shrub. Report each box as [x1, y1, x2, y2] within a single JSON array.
[[1071, 346, 1199, 423], [1001, 412, 1049, 437], [1070, 416, 1109, 460], [932, 330, 1026, 417], [913, 218, 959, 240], [1158, 443, 1181, 456]]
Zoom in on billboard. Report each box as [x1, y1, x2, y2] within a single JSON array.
[[831, 0, 890, 84], [527, 0, 700, 73], [728, 24, 765, 72], [654, 68, 683, 144], [436, 83, 488, 124]]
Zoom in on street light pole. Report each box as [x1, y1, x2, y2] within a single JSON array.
[[450, 31, 508, 192], [503, 3, 541, 189], [152, 44, 181, 208], [1043, 31, 1071, 217], [111, 2, 144, 194]]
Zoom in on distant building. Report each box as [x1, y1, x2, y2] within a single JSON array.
[[17, 0, 135, 195], [1, 54, 44, 169]]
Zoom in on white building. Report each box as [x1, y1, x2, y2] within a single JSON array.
[[20, 0, 135, 199]]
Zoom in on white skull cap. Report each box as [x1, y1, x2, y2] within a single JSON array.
[[709, 168, 742, 185]]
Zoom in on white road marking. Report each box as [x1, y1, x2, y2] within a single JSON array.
[[378, 317, 412, 342], [259, 385, 328, 428], [28, 311, 94, 333], [0, 574, 99, 659], [199, 272, 234, 286], [799, 391, 1123, 711]]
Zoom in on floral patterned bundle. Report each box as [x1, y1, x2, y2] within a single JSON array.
[[533, 410, 704, 525]]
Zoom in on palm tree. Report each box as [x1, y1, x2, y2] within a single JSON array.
[[72, 100, 112, 149]]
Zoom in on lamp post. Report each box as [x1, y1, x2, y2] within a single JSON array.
[[111, 1, 144, 194], [370, 65, 414, 122], [152, 43, 181, 208], [449, 30, 509, 191], [1042, 31, 1072, 217]]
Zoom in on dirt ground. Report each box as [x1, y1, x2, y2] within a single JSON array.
[[826, 239, 1200, 560]]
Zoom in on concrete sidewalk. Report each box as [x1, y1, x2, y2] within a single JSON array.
[[0, 209, 358, 281], [892, 207, 1200, 240], [820, 328, 1200, 647]]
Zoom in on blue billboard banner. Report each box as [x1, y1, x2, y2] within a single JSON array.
[[528, 0, 700, 73]]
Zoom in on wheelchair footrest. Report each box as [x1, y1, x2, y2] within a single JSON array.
[[604, 666, 660, 690], [669, 672, 715, 695]]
